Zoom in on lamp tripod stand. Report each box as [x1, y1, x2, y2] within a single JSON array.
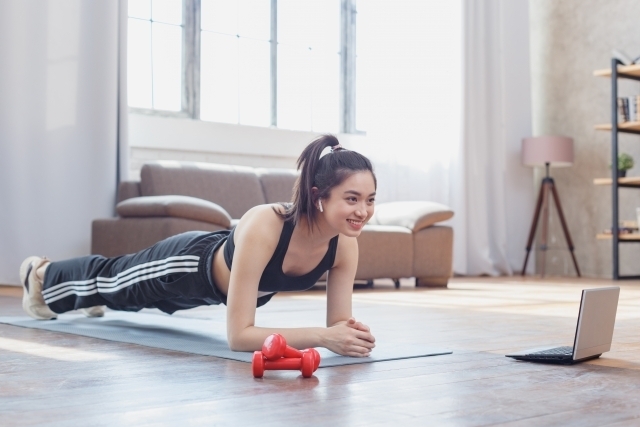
[[521, 163, 581, 277]]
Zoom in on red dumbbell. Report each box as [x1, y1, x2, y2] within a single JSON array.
[[261, 333, 303, 360], [252, 350, 316, 378]]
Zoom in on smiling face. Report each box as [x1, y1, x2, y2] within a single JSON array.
[[318, 171, 376, 237]]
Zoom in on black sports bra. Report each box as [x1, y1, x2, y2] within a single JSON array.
[[223, 219, 339, 293]]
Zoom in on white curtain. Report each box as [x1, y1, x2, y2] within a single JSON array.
[[450, 0, 513, 275], [351, 0, 462, 205], [452, 0, 534, 275], [0, 0, 121, 285], [351, 0, 534, 276]]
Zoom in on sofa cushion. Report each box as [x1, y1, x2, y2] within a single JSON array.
[[369, 201, 453, 231], [116, 195, 232, 228], [140, 161, 266, 219], [117, 181, 141, 203], [256, 168, 299, 204]]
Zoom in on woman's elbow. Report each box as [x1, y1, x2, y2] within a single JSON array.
[[228, 342, 243, 352], [227, 329, 250, 352], [227, 333, 242, 351]]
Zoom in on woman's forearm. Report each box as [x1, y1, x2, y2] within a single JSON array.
[[227, 325, 327, 352]]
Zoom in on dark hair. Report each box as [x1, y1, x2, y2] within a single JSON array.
[[275, 134, 376, 231]]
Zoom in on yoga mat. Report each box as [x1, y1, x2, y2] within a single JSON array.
[[0, 312, 451, 367]]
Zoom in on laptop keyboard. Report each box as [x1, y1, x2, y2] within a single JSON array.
[[529, 346, 573, 356]]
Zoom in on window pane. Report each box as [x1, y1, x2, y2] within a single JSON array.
[[278, 0, 339, 51], [238, 0, 270, 41], [127, 18, 152, 108], [311, 51, 339, 132], [306, 0, 340, 53], [355, 1, 462, 140], [201, 0, 237, 35], [278, 44, 311, 131], [200, 32, 239, 123], [239, 38, 270, 126], [277, 0, 310, 48], [129, 0, 150, 19], [278, 0, 340, 132], [152, 0, 182, 25], [152, 22, 182, 111]]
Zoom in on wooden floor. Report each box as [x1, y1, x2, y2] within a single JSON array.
[[2, 277, 640, 426]]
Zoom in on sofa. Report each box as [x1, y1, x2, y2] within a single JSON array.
[[92, 161, 454, 287]]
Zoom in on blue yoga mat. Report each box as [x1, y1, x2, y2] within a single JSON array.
[[0, 312, 451, 367]]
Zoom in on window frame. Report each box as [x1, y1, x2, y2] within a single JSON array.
[[128, 0, 358, 134]]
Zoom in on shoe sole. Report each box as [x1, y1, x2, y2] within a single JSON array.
[[81, 307, 105, 318]]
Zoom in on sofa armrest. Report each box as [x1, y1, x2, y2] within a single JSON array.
[[116, 195, 232, 228], [117, 181, 141, 203], [369, 201, 453, 232]]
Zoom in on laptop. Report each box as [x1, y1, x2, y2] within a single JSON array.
[[506, 286, 620, 365]]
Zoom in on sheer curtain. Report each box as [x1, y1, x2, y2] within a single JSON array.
[[352, 0, 462, 205], [351, 0, 533, 276], [451, 0, 534, 275]]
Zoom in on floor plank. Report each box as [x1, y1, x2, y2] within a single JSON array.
[[1, 277, 640, 426]]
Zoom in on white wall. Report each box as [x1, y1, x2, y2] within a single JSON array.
[[127, 113, 366, 179], [530, 0, 640, 277], [0, 0, 118, 285]]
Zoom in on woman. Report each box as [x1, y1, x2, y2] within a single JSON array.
[[20, 135, 377, 357]]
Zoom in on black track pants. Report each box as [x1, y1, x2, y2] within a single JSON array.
[[42, 231, 230, 315]]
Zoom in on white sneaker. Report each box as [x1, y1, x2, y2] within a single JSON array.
[[80, 306, 105, 317], [19, 256, 58, 320]]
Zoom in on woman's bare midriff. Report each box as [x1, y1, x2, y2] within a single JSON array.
[[212, 241, 231, 296]]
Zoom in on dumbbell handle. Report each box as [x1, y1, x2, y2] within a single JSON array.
[[265, 358, 304, 370]]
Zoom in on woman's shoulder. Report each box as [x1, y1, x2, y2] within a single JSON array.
[[233, 204, 287, 246], [240, 203, 288, 224]]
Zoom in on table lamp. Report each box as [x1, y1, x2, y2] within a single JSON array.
[[521, 135, 580, 277]]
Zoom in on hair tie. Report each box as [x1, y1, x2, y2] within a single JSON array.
[[319, 144, 345, 159]]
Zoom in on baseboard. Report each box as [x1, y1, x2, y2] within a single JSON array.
[[0, 285, 23, 297]]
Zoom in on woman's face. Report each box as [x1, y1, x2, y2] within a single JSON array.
[[320, 171, 376, 237]]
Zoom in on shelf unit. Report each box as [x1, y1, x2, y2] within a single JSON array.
[[594, 58, 640, 279]]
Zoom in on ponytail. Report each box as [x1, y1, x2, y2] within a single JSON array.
[[274, 134, 376, 231]]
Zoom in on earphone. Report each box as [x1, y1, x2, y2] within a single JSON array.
[[318, 200, 323, 212]]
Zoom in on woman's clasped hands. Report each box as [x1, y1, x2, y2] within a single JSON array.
[[323, 317, 375, 357]]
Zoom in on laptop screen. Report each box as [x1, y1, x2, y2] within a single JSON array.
[[572, 287, 620, 360]]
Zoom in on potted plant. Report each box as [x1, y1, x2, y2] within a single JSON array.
[[611, 153, 635, 177]]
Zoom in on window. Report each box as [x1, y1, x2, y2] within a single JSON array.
[[127, 0, 358, 133], [200, 0, 271, 127], [127, 0, 184, 112]]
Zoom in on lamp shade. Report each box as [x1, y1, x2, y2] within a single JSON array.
[[521, 136, 574, 167]]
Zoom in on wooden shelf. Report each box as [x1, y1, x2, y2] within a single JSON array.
[[593, 177, 640, 187], [597, 233, 640, 241], [595, 122, 640, 132], [593, 64, 640, 78]]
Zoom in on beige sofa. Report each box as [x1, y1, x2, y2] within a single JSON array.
[[92, 161, 454, 287]]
